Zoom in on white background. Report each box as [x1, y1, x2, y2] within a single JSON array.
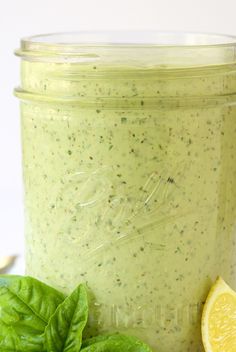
[[1, 0, 236, 261]]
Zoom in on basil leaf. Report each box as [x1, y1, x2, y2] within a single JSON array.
[[45, 283, 88, 352], [81, 333, 153, 352], [0, 275, 65, 351]]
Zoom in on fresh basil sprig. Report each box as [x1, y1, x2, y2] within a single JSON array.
[[81, 333, 153, 351], [0, 275, 153, 351], [44, 284, 88, 352], [0, 275, 65, 351]]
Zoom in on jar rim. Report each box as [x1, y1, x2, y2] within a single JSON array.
[[15, 31, 236, 106], [18, 31, 236, 48], [15, 31, 236, 68]]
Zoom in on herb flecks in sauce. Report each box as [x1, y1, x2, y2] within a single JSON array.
[[20, 60, 236, 352]]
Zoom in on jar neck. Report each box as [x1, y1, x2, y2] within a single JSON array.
[[14, 57, 236, 109]]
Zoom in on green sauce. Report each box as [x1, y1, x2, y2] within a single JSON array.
[[18, 55, 236, 352]]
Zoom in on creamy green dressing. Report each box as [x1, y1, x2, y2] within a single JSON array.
[[18, 58, 236, 352]]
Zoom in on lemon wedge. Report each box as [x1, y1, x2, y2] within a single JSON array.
[[201, 276, 236, 352]]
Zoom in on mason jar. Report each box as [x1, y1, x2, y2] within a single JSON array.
[[15, 32, 236, 352]]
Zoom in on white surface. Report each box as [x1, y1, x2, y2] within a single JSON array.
[[1, 0, 236, 261]]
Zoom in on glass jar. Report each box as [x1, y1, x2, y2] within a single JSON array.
[[15, 32, 236, 352]]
